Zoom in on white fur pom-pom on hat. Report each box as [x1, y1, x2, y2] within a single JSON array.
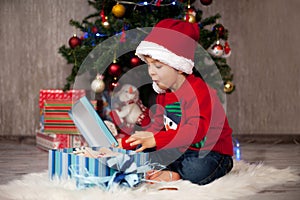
[[136, 19, 200, 75]]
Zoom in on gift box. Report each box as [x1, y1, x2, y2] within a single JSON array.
[[41, 100, 97, 134], [48, 147, 150, 189], [39, 89, 85, 133], [36, 131, 86, 150], [46, 93, 151, 190], [43, 100, 80, 134], [39, 89, 86, 109]]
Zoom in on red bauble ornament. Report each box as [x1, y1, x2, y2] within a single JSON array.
[[130, 56, 141, 67], [200, 0, 213, 6], [108, 63, 122, 77], [91, 26, 98, 33], [211, 42, 224, 57], [213, 24, 225, 37], [68, 35, 81, 49]]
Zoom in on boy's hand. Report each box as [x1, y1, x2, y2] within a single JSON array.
[[125, 131, 156, 152]]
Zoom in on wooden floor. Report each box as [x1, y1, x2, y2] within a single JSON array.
[[0, 138, 299, 200]]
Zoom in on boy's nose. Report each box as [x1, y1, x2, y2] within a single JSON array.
[[148, 64, 155, 76]]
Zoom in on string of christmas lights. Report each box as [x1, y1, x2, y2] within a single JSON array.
[[116, 0, 177, 7]]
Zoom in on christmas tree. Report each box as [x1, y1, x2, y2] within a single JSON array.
[[59, 0, 235, 101]]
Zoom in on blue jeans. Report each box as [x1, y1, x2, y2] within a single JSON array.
[[167, 150, 233, 185]]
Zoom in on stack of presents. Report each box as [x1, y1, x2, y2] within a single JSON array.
[[36, 89, 89, 150], [36, 89, 150, 190]]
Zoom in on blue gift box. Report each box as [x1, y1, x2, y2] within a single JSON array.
[[48, 147, 149, 185], [48, 97, 151, 189]]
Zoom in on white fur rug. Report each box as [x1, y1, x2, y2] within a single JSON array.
[[0, 160, 299, 200]]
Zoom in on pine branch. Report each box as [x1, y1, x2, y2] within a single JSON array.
[[69, 19, 85, 30], [201, 13, 221, 26]]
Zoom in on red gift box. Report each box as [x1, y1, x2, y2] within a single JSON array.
[[39, 89, 86, 109], [36, 131, 86, 150]]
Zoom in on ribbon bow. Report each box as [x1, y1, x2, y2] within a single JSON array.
[[69, 153, 151, 190]]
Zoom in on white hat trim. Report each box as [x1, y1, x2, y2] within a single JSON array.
[[136, 41, 194, 75]]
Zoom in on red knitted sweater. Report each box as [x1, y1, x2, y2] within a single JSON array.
[[121, 75, 233, 156]]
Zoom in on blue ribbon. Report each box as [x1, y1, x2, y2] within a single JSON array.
[[69, 153, 152, 190]]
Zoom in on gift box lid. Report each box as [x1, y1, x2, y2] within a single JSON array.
[[69, 96, 118, 148]]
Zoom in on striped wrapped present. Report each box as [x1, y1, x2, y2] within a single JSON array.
[[42, 100, 96, 134], [43, 100, 78, 134], [48, 147, 150, 189]]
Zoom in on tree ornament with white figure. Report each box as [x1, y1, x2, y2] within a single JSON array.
[[110, 84, 151, 135]]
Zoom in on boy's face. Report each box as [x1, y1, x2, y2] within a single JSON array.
[[144, 56, 181, 92]]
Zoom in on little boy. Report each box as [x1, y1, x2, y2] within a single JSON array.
[[117, 19, 233, 185]]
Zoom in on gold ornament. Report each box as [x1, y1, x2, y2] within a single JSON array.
[[91, 74, 105, 93], [224, 81, 234, 93], [183, 14, 196, 23], [112, 3, 126, 18]]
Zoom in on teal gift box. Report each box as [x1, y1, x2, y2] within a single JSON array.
[[48, 147, 149, 181]]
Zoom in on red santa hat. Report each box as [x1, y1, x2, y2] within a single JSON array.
[[136, 18, 200, 75]]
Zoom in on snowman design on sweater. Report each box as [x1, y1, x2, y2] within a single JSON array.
[[164, 102, 181, 131], [164, 102, 206, 149]]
